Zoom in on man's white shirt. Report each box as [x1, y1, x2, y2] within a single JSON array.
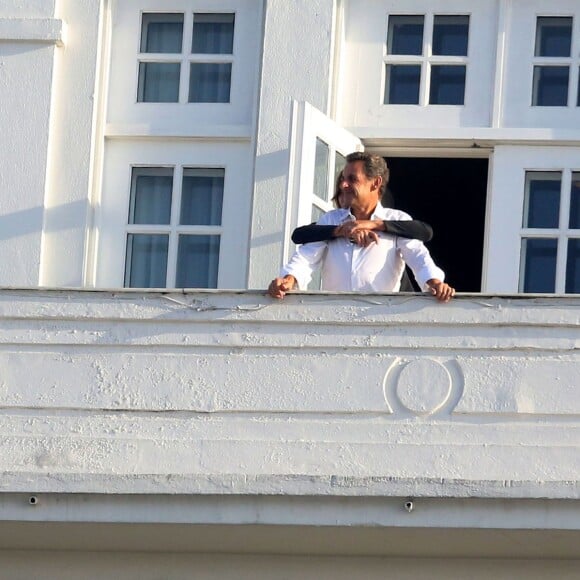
[[282, 204, 444, 292]]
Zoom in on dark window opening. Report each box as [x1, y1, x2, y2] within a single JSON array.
[[386, 157, 488, 292]]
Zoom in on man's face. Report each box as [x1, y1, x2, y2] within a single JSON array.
[[339, 161, 381, 209]]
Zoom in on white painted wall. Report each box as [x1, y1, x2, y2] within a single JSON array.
[[0, 1, 101, 287], [248, 0, 338, 288], [0, 2, 59, 285], [40, 0, 103, 287], [0, 1, 56, 18]]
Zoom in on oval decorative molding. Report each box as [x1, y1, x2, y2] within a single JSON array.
[[394, 359, 452, 416]]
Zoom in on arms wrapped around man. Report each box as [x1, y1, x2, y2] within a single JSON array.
[[291, 219, 433, 245]]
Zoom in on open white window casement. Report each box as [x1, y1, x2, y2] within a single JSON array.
[[285, 101, 363, 261]]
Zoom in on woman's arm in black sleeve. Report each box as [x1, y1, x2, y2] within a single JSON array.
[[384, 220, 433, 242], [291, 224, 337, 244], [292, 219, 433, 244]]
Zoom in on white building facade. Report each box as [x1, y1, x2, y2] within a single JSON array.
[[0, 0, 579, 577]]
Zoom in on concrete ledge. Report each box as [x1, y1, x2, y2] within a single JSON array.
[[0, 289, 577, 501], [0, 18, 65, 46], [0, 472, 578, 500]]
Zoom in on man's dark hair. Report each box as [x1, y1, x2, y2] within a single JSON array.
[[346, 152, 390, 195]]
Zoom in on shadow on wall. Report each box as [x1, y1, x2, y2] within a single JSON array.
[[0, 200, 89, 240]]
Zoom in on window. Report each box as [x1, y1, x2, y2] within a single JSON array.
[[98, 2, 259, 290], [137, 12, 235, 103], [532, 16, 574, 106], [124, 166, 224, 288], [107, 0, 260, 131], [384, 14, 469, 105], [520, 171, 580, 293], [341, 0, 495, 128]]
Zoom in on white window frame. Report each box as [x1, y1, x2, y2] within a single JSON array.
[[95, 140, 252, 289], [383, 13, 470, 107], [339, 0, 497, 129], [137, 11, 234, 105], [503, 0, 580, 128], [124, 165, 225, 288], [531, 16, 576, 107], [519, 170, 580, 293], [485, 146, 580, 293], [106, 0, 261, 136]]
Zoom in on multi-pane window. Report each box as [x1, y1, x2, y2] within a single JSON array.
[[125, 166, 224, 288], [137, 12, 235, 103], [520, 171, 580, 293], [384, 14, 469, 105], [531, 16, 578, 107]]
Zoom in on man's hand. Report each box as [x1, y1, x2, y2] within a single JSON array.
[[335, 219, 382, 247], [426, 279, 455, 302], [268, 275, 297, 299], [349, 229, 380, 247]]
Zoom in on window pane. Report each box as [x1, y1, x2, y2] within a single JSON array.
[[125, 234, 168, 288], [188, 63, 231, 103], [432, 15, 469, 56], [334, 152, 346, 184], [333, 152, 346, 206], [387, 15, 424, 55], [180, 168, 224, 225], [429, 65, 465, 105], [565, 239, 580, 293], [141, 13, 184, 53], [138, 62, 180, 103], [570, 173, 580, 229], [523, 172, 561, 228], [314, 139, 330, 201], [192, 13, 235, 54], [532, 66, 569, 106], [176, 235, 220, 288], [384, 64, 421, 104], [129, 167, 173, 225], [535, 17, 572, 57], [521, 238, 557, 293], [311, 204, 324, 224]]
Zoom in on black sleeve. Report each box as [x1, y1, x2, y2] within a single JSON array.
[[291, 224, 337, 244], [384, 220, 433, 242]]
